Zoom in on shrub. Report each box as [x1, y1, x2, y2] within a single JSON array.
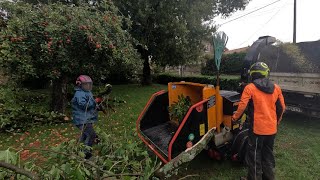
[[153, 74, 240, 91], [0, 86, 65, 132]]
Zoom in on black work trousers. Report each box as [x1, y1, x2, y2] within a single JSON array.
[[246, 132, 276, 180]]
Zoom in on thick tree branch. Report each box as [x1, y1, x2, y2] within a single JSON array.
[[101, 173, 142, 179], [0, 161, 39, 180]]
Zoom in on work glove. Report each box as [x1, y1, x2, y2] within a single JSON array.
[[95, 97, 102, 104], [95, 97, 103, 111], [231, 116, 241, 125]]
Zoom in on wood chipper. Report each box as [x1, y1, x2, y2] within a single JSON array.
[[136, 32, 248, 174], [136, 82, 248, 173]]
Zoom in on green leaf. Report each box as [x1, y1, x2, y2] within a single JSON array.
[[83, 167, 91, 177], [61, 163, 72, 174], [0, 171, 8, 179], [48, 165, 61, 179], [78, 152, 85, 158], [0, 148, 18, 164], [123, 176, 132, 180], [0, 50, 9, 56], [103, 159, 113, 169], [75, 168, 85, 180]]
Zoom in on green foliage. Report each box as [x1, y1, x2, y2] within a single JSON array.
[[0, 127, 158, 179], [0, 148, 19, 179], [0, 0, 140, 83], [0, 85, 320, 179], [280, 43, 313, 72], [169, 95, 191, 124], [114, 0, 251, 84], [21, 0, 92, 5], [0, 148, 18, 164], [0, 86, 65, 131], [201, 52, 246, 75], [0, 0, 141, 112], [0, 84, 167, 178], [257, 41, 320, 73], [153, 74, 240, 91]]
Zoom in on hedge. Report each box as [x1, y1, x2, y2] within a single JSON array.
[[201, 52, 246, 75], [153, 74, 240, 91]]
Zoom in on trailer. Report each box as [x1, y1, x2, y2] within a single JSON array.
[[242, 36, 320, 117], [269, 72, 320, 117]]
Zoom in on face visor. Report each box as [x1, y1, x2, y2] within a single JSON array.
[[76, 75, 93, 91], [81, 82, 93, 91]]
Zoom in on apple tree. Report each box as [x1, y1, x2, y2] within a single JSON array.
[[0, 1, 140, 113]]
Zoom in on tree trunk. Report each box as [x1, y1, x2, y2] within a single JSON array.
[[137, 45, 152, 85], [51, 76, 68, 113], [142, 57, 152, 85]]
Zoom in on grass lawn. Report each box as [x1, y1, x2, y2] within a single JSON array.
[[174, 113, 320, 180], [0, 84, 319, 179]]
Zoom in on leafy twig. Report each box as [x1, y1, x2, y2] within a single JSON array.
[[21, 147, 112, 175], [108, 160, 122, 172]]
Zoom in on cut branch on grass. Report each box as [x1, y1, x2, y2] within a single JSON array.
[[101, 172, 142, 179], [178, 174, 200, 180], [22, 147, 148, 178], [0, 161, 40, 180], [151, 161, 162, 175], [21, 147, 113, 175]]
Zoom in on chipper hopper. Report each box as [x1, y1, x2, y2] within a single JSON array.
[[136, 82, 248, 173]]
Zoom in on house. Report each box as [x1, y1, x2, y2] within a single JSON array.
[[223, 46, 249, 55]]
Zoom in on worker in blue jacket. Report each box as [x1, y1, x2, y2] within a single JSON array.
[[72, 75, 98, 159]]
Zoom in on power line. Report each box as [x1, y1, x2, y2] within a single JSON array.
[[237, 8, 280, 19], [219, 0, 282, 26], [238, 0, 289, 47]]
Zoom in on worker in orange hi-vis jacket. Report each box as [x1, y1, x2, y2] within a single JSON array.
[[232, 62, 286, 180]]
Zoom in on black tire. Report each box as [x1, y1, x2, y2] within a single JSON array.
[[231, 128, 249, 163]]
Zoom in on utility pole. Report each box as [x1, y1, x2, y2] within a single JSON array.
[[293, 0, 297, 43]]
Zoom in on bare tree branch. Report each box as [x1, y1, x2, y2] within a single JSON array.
[[178, 174, 200, 180], [101, 173, 142, 179], [0, 161, 39, 180]]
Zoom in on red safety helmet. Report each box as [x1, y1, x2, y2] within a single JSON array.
[[76, 75, 93, 91]]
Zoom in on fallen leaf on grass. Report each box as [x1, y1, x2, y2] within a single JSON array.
[[20, 150, 30, 161]]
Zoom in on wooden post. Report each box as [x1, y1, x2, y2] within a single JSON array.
[[293, 0, 297, 43]]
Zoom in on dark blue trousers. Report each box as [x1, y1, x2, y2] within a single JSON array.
[[76, 123, 97, 159]]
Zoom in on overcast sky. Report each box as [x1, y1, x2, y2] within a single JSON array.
[[214, 0, 320, 50]]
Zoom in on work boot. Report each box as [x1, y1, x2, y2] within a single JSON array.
[[94, 136, 101, 144], [85, 152, 92, 159]]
